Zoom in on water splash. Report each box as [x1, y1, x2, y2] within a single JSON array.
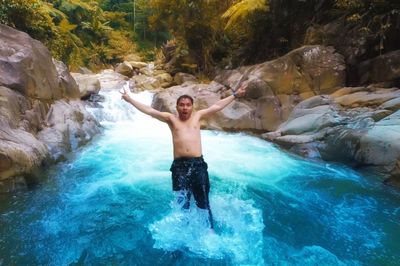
[[150, 194, 265, 265]]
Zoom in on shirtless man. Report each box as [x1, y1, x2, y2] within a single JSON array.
[[120, 85, 246, 229]]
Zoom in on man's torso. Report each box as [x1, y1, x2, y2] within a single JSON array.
[[169, 113, 202, 158]]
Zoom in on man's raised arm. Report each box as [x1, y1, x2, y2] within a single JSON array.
[[120, 89, 172, 123], [197, 84, 247, 118]]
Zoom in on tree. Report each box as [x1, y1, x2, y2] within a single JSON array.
[[148, 0, 232, 72]]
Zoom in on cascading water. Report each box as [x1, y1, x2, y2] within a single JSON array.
[[0, 84, 399, 265]]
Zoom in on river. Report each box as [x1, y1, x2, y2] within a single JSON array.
[[1, 88, 399, 265]]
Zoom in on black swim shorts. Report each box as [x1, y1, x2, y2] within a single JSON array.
[[169, 156, 210, 209]]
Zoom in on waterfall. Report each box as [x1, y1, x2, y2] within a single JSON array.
[[88, 82, 157, 123]]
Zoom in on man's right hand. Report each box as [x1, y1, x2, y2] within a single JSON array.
[[235, 84, 247, 98], [120, 88, 131, 101]]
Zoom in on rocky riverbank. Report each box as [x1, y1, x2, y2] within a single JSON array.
[[0, 25, 100, 192], [150, 46, 400, 186]]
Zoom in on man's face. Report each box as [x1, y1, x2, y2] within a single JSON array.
[[176, 98, 193, 120]]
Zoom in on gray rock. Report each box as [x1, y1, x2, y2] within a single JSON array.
[[71, 73, 101, 99], [266, 85, 400, 185], [37, 100, 101, 161], [78, 67, 93, 74], [131, 75, 161, 91], [0, 26, 102, 192], [128, 61, 148, 69], [0, 24, 68, 100], [0, 87, 50, 184], [174, 72, 197, 85], [115, 61, 133, 77], [357, 50, 400, 84], [379, 97, 400, 111], [97, 69, 129, 90], [53, 59, 80, 99]]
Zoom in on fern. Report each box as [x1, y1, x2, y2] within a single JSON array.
[[222, 0, 269, 30], [59, 18, 77, 33]]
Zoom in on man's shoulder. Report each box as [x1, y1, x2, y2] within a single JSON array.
[[193, 110, 205, 119]]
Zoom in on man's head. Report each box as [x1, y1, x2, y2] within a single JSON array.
[[176, 95, 194, 121]]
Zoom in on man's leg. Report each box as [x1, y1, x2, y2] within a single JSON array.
[[171, 161, 191, 209], [202, 186, 214, 229], [192, 168, 214, 229], [176, 189, 191, 209]]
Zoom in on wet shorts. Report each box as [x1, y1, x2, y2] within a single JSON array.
[[169, 156, 210, 209]]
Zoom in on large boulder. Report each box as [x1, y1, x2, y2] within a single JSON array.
[[53, 59, 80, 99], [0, 86, 50, 192], [333, 87, 400, 108], [0, 24, 78, 100], [357, 111, 400, 166], [0, 86, 48, 134], [0, 124, 49, 192], [304, 20, 369, 66], [357, 50, 400, 85], [37, 100, 100, 161], [153, 82, 255, 130], [0, 85, 101, 192], [216, 45, 345, 96], [304, 16, 400, 86], [0, 25, 101, 192]]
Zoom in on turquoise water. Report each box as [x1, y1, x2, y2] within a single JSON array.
[[1, 90, 399, 266]]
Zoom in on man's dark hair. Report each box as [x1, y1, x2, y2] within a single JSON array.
[[176, 95, 194, 105]]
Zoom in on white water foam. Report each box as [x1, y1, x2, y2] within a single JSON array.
[[87, 83, 158, 125], [149, 194, 265, 265]]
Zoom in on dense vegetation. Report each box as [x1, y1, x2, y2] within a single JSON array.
[[1, 0, 399, 73], [0, 0, 162, 70]]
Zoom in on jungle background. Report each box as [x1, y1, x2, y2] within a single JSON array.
[[1, 0, 399, 80]]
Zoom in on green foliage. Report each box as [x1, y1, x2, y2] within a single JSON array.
[[1, 0, 139, 70], [222, 0, 269, 30], [335, 0, 364, 10], [335, 0, 400, 55], [220, 0, 272, 67], [2, 0, 399, 72], [0, 0, 54, 40], [148, 0, 231, 72]]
